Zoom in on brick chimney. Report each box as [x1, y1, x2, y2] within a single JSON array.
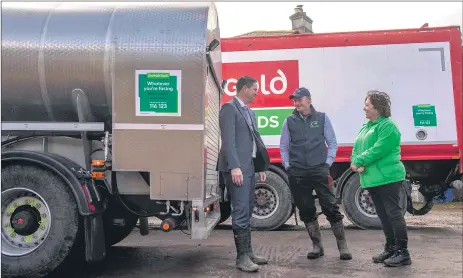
[[289, 5, 313, 34]]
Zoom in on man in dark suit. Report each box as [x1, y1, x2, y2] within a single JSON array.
[[218, 76, 270, 272]]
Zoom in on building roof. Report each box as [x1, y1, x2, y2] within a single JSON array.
[[234, 30, 298, 38]]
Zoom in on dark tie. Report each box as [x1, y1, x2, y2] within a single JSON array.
[[243, 106, 254, 131]]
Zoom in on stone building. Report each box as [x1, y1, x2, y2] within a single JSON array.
[[234, 4, 313, 37]]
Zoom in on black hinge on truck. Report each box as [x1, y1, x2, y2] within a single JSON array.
[[1, 150, 107, 262]]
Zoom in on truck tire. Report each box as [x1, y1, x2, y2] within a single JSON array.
[[250, 171, 293, 231], [1, 164, 80, 278], [103, 197, 139, 247], [342, 173, 407, 230], [218, 201, 232, 224]]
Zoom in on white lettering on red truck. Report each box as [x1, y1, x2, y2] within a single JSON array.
[[222, 60, 299, 108]]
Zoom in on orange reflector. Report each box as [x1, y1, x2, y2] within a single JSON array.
[[162, 223, 170, 230], [91, 172, 105, 179], [92, 160, 105, 167]]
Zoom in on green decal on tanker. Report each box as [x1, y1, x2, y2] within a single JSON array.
[[253, 108, 294, 136], [412, 104, 437, 127], [136, 70, 182, 116]]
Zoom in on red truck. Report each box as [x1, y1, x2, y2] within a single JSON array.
[[218, 25, 463, 231]]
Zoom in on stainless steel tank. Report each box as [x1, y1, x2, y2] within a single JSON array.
[[1, 2, 221, 123]]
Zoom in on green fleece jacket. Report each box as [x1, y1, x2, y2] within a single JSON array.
[[351, 117, 406, 188]]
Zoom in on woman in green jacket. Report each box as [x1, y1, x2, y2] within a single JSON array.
[[350, 90, 411, 267]]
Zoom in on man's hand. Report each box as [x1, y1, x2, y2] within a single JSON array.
[[357, 167, 365, 173], [231, 168, 243, 186], [258, 172, 266, 182]]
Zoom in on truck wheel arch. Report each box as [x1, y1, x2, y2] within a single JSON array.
[[1, 150, 95, 216]]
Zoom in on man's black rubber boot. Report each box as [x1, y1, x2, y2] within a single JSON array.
[[384, 248, 412, 267], [246, 227, 268, 265], [304, 220, 325, 259], [330, 221, 353, 260], [233, 229, 259, 272], [372, 243, 395, 263]]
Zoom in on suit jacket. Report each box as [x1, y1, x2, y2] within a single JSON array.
[[217, 98, 270, 174]]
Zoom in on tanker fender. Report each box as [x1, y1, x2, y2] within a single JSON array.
[[1, 150, 104, 216], [2, 150, 107, 263]]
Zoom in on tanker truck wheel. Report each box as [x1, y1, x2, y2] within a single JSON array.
[[218, 201, 232, 224], [1, 164, 80, 278], [342, 173, 407, 230], [250, 170, 293, 231], [103, 195, 139, 247]]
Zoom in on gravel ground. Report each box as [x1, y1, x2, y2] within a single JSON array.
[[54, 202, 462, 278]]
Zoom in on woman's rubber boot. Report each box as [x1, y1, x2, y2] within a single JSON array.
[[304, 220, 325, 259], [330, 220, 353, 260], [384, 248, 412, 267], [246, 227, 268, 265], [233, 229, 259, 272], [372, 243, 395, 263]]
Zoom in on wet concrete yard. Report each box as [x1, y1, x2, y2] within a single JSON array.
[[57, 203, 462, 278]]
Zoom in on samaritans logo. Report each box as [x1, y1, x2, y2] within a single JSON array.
[[135, 70, 182, 117], [147, 72, 170, 79], [412, 104, 437, 127], [253, 108, 293, 136]]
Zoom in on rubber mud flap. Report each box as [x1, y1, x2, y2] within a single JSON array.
[[84, 214, 107, 262]]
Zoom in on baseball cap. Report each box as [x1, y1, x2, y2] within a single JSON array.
[[289, 87, 311, 99]]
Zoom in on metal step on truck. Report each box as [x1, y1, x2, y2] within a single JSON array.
[[218, 25, 463, 231], [1, 2, 224, 277]]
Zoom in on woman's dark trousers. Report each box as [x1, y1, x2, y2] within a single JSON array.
[[368, 181, 412, 267]]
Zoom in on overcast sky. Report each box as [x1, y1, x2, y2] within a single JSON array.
[[215, 1, 463, 38]]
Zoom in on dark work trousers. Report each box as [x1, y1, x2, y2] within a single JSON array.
[[288, 164, 344, 223], [223, 170, 256, 230], [367, 181, 408, 249]]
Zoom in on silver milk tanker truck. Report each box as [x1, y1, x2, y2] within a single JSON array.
[[1, 2, 225, 277]]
